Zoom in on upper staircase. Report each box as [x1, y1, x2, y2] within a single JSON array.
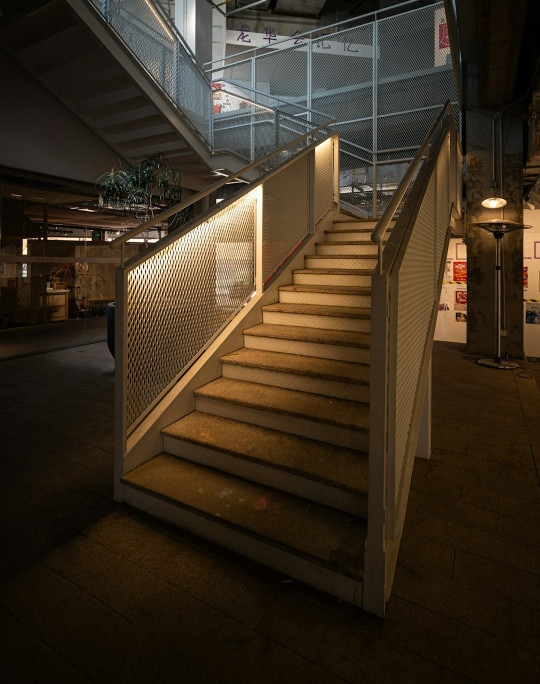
[[121, 213, 392, 605], [0, 0, 216, 188]]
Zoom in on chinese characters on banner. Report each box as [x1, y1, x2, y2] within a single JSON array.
[[226, 28, 372, 57], [453, 261, 467, 283]]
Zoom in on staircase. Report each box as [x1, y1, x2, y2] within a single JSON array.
[[121, 213, 392, 605], [0, 0, 215, 187]]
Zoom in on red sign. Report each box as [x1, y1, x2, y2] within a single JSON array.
[[453, 261, 467, 283], [439, 22, 449, 49], [524, 266, 528, 288]]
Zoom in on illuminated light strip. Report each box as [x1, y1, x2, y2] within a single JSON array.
[[144, 0, 174, 41]]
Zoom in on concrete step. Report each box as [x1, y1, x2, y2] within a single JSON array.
[[243, 323, 371, 364], [220, 348, 369, 402], [278, 283, 371, 308], [121, 454, 366, 605], [194, 376, 370, 451], [162, 412, 368, 515], [305, 254, 378, 270], [262, 302, 371, 333], [324, 228, 389, 243], [292, 268, 373, 287], [315, 241, 378, 256]]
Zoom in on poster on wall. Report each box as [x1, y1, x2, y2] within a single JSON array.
[[524, 267, 528, 289], [453, 261, 467, 283], [455, 290, 467, 311], [456, 312, 467, 323], [444, 260, 452, 280], [525, 302, 540, 325], [456, 241, 466, 260]]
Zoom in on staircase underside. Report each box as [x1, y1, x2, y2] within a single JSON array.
[[120, 214, 394, 607], [0, 0, 217, 189]]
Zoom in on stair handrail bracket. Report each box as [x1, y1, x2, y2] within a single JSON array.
[[364, 102, 462, 616], [114, 132, 339, 485]]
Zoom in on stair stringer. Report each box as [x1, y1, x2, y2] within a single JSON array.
[[115, 206, 338, 496]]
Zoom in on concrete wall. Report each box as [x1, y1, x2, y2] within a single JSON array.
[[464, 109, 524, 358], [0, 51, 121, 183]]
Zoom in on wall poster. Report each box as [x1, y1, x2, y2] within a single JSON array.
[[454, 290, 467, 311], [453, 261, 467, 283], [525, 302, 540, 325]]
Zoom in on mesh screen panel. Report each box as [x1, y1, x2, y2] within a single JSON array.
[[126, 192, 256, 427], [314, 138, 334, 223], [311, 24, 373, 123], [263, 154, 309, 282], [254, 46, 308, 103], [110, 1, 176, 97], [390, 129, 453, 504]]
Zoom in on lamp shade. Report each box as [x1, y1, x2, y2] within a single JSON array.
[[481, 196, 507, 209]]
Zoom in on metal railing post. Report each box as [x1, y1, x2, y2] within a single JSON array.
[[372, 19, 378, 219], [255, 185, 264, 294], [307, 39, 312, 121]]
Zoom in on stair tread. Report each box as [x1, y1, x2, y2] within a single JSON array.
[[263, 302, 371, 319], [244, 323, 371, 348], [162, 411, 369, 494], [316, 240, 376, 246], [221, 348, 369, 384], [194, 377, 369, 432], [279, 284, 371, 295], [293, 268, 373, 276], [122, 453, 366, 579], [308, 254, 378, 260]]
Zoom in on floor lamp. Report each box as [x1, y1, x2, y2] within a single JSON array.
[[473, 219, 530, 370]]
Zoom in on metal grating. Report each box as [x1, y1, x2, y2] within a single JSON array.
[[314, 137, 334, 223], [262, 153, 309, 283], [210, 2, 459, 217], [125, 192, 256, 427]]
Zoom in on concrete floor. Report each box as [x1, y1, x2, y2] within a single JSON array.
[[0, 334, 539, 683]]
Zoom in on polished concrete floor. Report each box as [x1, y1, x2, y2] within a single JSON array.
[[0, 332, 539, 682]]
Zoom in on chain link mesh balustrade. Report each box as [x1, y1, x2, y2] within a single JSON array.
[[120, 135, 337, 430], [125, 191, 256, 427], [262, 154, 310, 284], [89, 0, 212, 144], [206, 1, 458, 217], [212, 88, 333, 167]]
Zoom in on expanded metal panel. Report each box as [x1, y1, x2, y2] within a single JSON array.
[[177, 53, 211, 141], [314, 138, 334, 223], [125, 192, 256, 427], [393, 173, 436, 492], [109, 0, 176, 98], [263, 154, 309, 283], [311, 24, 373, 122], [254, 45, 308, 103]]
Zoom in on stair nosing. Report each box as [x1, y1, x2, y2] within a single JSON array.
[[193, 377, 369, 432]]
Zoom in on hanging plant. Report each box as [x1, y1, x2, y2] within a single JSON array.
[[96, 153, 187, 234]]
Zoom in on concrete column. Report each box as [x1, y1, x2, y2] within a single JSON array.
[[464, 109, 524, 358]]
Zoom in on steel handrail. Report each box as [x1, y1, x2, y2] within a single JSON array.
[[213, 79, 334, 122], [203, 0, 434, 69], [109, 119, 335, 248], [371, 100, 454, 269]]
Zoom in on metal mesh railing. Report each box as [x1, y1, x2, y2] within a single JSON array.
[[206, 1, 458, 217], [118, 134, 337, 431], [88, 0, 212, 144], [212, 86, 334, 167], [125, 191, 256, 426], [369, 105, 461, 544]]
